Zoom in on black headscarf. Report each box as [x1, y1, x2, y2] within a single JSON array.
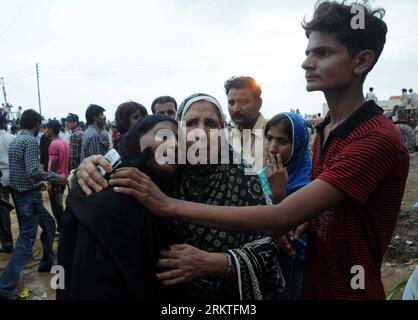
[[118, 114, 178, 168], [57, 114, 185, 300]]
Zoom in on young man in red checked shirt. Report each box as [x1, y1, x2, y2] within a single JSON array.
[[77, 1, 410, 300]]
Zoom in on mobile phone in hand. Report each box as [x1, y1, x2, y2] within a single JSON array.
[[97, 148, 122, 178]]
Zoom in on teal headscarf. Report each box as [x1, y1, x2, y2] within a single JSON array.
[[262, 112, 312, 266], [279, 112, 312, 196], [261, 112, 312, 196]]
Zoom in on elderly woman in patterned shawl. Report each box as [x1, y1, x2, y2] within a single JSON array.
[[158, 93, 284, 300], [76, 93, 285, 300]]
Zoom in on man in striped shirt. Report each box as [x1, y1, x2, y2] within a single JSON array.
[[66, 113, 84, 171], [0, 110, 66, 300], [296, 2, 409, 298], [80, 104, 107, 161]]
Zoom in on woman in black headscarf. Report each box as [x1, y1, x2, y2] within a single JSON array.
[[57, 115, 183, 300]]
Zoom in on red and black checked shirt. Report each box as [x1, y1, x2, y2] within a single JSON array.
[[301, 101, 410, 300], [69, 127, 84, 170]]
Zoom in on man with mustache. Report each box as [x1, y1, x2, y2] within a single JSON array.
[[226, 76, 268, 172]]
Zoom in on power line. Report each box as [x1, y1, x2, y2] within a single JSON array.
[[0, 0, 33, 42], [6, 74, 33, 82], [39, 50, 292, 72], [2, 66, 33, 78]]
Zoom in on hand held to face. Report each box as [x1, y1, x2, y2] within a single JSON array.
[[265, 153, 288, 203]]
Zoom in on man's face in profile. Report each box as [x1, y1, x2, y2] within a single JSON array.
[[302, 31, 354, 93]]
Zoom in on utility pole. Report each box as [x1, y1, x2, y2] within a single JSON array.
[[36, 63, 42, 115], [0, 77, 7, 105]]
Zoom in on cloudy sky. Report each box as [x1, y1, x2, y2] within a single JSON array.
[[0, 0, 417, 122]]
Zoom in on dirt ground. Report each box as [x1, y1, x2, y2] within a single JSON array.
[[381, 152, 418, 299], [1, 154, 417, 300], [0, 189, 60, 300]]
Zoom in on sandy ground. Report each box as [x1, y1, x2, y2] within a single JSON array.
[[381, 152, 418, 299], [1, 153, 418, 300], [0, 189, 60, 300]]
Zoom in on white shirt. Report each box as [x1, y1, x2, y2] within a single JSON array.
[[400, 93, 409, 107], [0, 129, 17, 186], [59, 130, 71, 142], [365, 92, 378, 102], [409, 92, 418, 107], [230, 114, 268, 172]]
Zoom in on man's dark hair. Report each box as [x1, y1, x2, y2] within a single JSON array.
[[151, 96, 177, 114], [302, 1, 387, 82], [85, 104, 106, 126], [47, 120, 61, 135], [66, 113, 79, 123], [115, 101, 148, 134], [369, 87, 374, 92], [409, 89, 414, 93], [402, 88, 407, 93], [224, 76, 262, 99], [20, 109, 43, 130]]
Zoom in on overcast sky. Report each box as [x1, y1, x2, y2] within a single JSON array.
[[1, 0, 417, 122]]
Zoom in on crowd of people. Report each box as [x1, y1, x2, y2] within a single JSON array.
[[364, 87, 418, 107], [0, 0, 414, 300]]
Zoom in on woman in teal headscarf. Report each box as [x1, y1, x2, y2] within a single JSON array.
[[259, 112, 312, 299]]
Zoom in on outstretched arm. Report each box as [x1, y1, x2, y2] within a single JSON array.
[[163, 179, 345, 236], [110, 168, 346, 236]]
